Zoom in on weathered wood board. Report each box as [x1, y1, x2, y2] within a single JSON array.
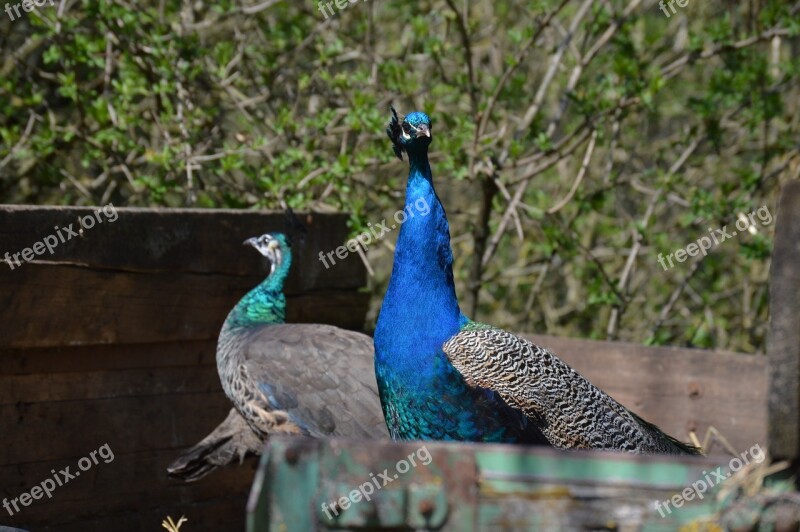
[[768, 181, 800, 461], [0, 207, 368, 348]]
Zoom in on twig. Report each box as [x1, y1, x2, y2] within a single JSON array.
[[355, 244, 375, 277], [521, 255, 555, 330], [660, 27, 791, 81], [0, 112, 37, 169], [104, 32, 119, 127], [161, 515, 188, 532], [60, 169, 93, 200], [242, 0, 282, 15], [547, 128, 598, 214], [649, 260, 702, 337], [443, 0, 477, 114], [519, 0, 594, 131]]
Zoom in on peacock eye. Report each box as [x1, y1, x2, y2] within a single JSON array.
[[402, 123, 412, 135]]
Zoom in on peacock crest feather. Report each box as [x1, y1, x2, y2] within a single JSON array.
[[386, 106, 432, 161]]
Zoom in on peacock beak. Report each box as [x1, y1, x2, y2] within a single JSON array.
[[417, 125, 431, 138], [243, 237, 258, 248]]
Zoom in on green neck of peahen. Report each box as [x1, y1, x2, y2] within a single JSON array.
[[223, 252, 291, 329]]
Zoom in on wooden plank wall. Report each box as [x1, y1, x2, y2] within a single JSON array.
[[0, 207, 368, 531]]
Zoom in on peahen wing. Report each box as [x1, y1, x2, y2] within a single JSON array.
[[442, 323, 700, 455], [238, 323, 389, 439]]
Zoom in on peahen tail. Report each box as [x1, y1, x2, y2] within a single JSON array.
[[167, 408, 263, 482]]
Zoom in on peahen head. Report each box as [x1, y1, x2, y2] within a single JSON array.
[[225, 232, 292, 329], [386, 107, 432, 160], [243, 233, 291, 277]]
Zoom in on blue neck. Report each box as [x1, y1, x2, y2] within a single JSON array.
[[375, 147, 464, 366], [224, 254, 291, 329]]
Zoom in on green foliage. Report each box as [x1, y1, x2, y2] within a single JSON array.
[[0, 0, 796, 353]]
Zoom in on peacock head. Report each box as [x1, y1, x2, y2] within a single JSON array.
[[386, 107, 432, 160], [243, 233, 290, 275]]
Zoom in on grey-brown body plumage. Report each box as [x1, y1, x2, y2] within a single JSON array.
[[216, 322, 388, 439], [443, 323, 700, 455]]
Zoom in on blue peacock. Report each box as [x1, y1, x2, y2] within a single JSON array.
[[374, 108, 700, 454], [169, 232, 388, 481]]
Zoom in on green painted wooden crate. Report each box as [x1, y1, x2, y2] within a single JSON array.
[[246, 436, 744, 531]]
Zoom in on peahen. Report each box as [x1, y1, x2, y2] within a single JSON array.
[[168, 232, 388, 481], [373, 108, 700, 455]]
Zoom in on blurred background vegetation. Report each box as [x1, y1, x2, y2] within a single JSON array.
[[1, 0, 798, 353]]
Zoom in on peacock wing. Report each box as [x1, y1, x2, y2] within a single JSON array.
[[442, 323, 700, 454]]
